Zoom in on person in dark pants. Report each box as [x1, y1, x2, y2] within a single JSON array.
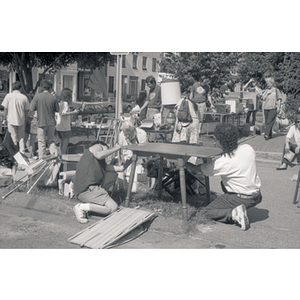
[[184, 123, 262, 230], [251, 77, 282, 140]]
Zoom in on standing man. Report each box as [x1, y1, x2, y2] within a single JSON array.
[[190, 76, 214, 134], [139, 76, 161, 142], [185, 123, 262, 230], [2, 81, 30, 154], [29, 80, 59, 158]]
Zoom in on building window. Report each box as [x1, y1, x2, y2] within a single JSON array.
[[129, 76, 138, 98], [142, 57, 147, 70], [141, 79, 146, 90], [108, 76, 114, 94], [109, 55, 116, 66], [132, 54, 138, 69], [152, 58, 157, 72], [122, 55, 126, 68]]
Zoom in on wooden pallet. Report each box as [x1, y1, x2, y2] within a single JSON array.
[[68, 207, 157, 249]]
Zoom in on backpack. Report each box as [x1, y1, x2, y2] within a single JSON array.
[[177, 98, 193, 123]]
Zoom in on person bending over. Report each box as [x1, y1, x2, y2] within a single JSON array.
[[73, 141, 124, 224], [277, 114, 300, 170], [185, 123, 262, 230]]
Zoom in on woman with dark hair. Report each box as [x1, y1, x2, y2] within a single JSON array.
[[56, 88, 80, 154], [185, 123, 262, 231]]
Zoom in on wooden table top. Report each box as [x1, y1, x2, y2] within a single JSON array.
[[124, 143, 223, 159]]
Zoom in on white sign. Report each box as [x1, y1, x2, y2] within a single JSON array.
[[110, 52, 129, 55]]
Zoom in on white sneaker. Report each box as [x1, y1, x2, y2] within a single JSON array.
[[232, 204, 249, 230], [73, 204, 88, 224]]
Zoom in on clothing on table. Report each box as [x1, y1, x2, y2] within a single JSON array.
[[201, 144, 262, 223], [172, 98, 199, 145]]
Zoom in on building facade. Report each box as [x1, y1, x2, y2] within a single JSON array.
[[0, 52, 162, 105]]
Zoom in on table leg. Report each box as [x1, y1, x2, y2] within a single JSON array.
[[178, 158, 188, 220], [204, 175, 210, 206], [157, 156, 163, 198], [124, 154, 137, 207]]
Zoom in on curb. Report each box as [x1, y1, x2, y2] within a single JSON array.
[[1, 191, 75, 216]]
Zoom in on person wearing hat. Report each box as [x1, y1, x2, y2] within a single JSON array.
[[276, 114, 300, 170]]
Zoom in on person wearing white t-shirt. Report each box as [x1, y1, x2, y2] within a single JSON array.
[[276, 114, 300, 170], [2, 81, 30, 154], [185, 123, 262, 231]]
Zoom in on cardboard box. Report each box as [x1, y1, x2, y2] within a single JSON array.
[[215, 104, 231, 114], [225, 100, 244, 113]]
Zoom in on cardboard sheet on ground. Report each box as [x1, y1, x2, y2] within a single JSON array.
[[68, 207, 157, 249]]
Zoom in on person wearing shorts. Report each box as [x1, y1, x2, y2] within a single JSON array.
[[72, 142, 124, 224], [56, 88, 79, 154]]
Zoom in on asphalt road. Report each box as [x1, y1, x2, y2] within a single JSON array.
[[1, 159, 300, 249]]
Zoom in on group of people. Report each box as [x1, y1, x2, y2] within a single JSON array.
[[2, 80, 79, 159], [7, 75, 297, 232]]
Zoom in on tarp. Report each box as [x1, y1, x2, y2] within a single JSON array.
[[87, 67, 107, 97]]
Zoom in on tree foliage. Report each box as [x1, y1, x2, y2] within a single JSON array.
[[0, 52, 112, 95], [160, 52, 300, 115], [160, 52, 240, 92]]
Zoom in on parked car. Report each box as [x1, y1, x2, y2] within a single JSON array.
[[101, 97, 134, 113]]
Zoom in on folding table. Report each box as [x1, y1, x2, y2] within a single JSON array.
[[123, 143, 223, 220]]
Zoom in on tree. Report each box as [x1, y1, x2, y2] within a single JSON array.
[[0, 52, 112, 95], [237, 52, 285, 89], [282, 52, 300, 116], [160, 52, 240, 92]]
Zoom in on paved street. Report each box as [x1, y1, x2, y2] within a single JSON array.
[[1, 149, 299, 249]]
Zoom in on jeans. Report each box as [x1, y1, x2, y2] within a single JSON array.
[[203, 191, 262, 223], [37, 125, 56, 158], [264, 108, 277, 137]]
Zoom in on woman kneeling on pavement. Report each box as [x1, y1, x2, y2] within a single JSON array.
[[184, 123, 262, 231]]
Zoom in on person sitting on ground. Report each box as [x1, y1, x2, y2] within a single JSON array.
[[273, 99, 289, 133], [118, 120, 148, 189], [119, 120, 148, 161], [72, 141, 124, 224], [184, 123, 262, 231], [276, 114, 300, 171]]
